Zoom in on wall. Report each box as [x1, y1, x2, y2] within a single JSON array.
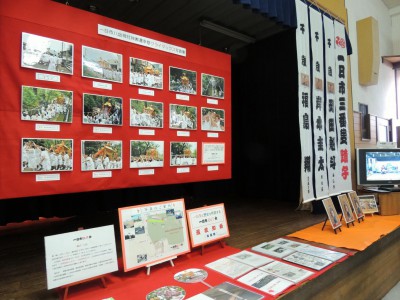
[[390, 6, 400, 53], [346, 0, 396, 120]]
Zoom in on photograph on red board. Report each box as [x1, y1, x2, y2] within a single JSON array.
[[81, 140, 122, 171], [130, 99, 163, 128], [169, 104, 197, 130], [83, 93, 122, 126], [21, 86, 73, 123], [201, 107, 225, 132], [21, 32, 73, 75], [130, 140, 164, 168], [130, 57, 163, 90], [170, 142, 197, 167], [82, 46, 123, 83], [169, 66, 197, 95], [201, 73, 225, 99], [21, 138, 73, 173]]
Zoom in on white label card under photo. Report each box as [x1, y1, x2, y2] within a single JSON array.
[[93, 81, 112, 90], [92, 171, 112, 178], [207, 132, 219, 138], [36, 73, 61, 82], [207, 98, 219, 105], [176, 94, 190, 101], [139, 169, 155, 176], [139, 129, 155, 136], [177, 131, 190, 137], [177, 167, 190, 173], [35, 123, 60, 132], [93, 127, 113, 134], [207, 165, 219, 171], [138, 88, 155, 96], [36, 174, 60, 182]]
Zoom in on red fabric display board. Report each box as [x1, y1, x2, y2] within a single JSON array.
[[0, 0, 231, 199]]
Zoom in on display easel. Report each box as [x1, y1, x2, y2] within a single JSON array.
[[321, 217, 342, 234], [60, 275, 107, 300], [200, 239, 225, 256], [146, 256, 176, 275], [340, 214, 355, 228]]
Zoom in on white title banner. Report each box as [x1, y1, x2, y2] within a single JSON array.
[[98, 24, 186, 57]]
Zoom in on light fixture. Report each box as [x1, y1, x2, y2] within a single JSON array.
[[200, 20, 256, 44]]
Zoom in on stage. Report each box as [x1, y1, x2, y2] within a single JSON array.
[[61, 215, 400, 300]]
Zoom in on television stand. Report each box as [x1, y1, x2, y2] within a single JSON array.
[[378, 186, 400, 192]]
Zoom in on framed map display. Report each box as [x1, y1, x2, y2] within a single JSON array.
[[118, 199, 190, 272], [322, 197, 342, 230], [347, 191, 365, 220], [186, 203, 229, 247], [337, 194, 355, 224]]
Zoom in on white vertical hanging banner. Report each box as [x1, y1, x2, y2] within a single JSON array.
[[334, 21, 353, 192], [296, 0, 314, 203], [310, 8, 329, 199], [323, 15, 341, 196]]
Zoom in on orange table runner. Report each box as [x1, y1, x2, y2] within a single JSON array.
[[288, 215, 400, 251]]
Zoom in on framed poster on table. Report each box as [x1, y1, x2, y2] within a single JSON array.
[[358, 194, 379, 214], [118, 199, 190, 272], [337, 194, 355, 224], [322, 197, 342, 230], [186, 203, 229, 247], [347, 191, 365, 219]]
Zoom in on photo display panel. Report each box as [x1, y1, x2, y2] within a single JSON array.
[[0, 0, 231, 199]]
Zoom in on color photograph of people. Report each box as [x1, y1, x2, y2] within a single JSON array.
[[21, 86, 72, 123], [169, 67, 197, 94], [170, 142, 197, 166], [81, 140, 122, 171], [170, 104, 197, 130], [130, 140, 164, 168], [201, 108, 225, 131], [21, 33, 73, 75], [201, 73, 224, 99], [82, 46, 122, 83], [130, 99, 163, 128], [21, 139, 73, 173], [130, 58, 163, 89], [83, 94, 122, 126]]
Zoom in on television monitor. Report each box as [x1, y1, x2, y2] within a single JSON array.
[[356, 148, 400, 188]]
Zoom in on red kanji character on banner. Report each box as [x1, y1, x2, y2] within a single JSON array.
[[341, 165, 349, 179], [340, 149, 348, 163]]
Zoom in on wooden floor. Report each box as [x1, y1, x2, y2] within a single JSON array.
[[1, 197, 399, 300], [0, 198, 325, 300]]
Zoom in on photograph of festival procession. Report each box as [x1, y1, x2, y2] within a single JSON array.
[[21, 138, 73, 173], [201, 73, 225, 99], [169, 104, 197, 130], [83, 94, 122, 126], [201, 107, 225, 132], [81, 140, 122, 171], [169, 66, 197, 95], [82, 46, 122, 83], [21, 86, 73, 123], [130, 99, 163, 128], [21, 32, 73, 75], [129, 58, 163, 89], [130, 140, 164, 168], [170, 142, 197, 167]]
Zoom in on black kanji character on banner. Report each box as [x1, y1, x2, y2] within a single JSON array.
[[329, 118, 335, 132], [318, 156, 325, 171], [329, 137, 336, 151], [302, 55, 307, 67], [316, 116, 323, 130], [330, 156, 336, 169], [304, 156, 311, 172], [316, 96, 322, 110], [340, 128, 348, 145], [316, 61, 320, 72], [317, 136, 324, 151], [303, 113, 310, 129], [328, 66, 332, 77], [300, 24, 305, 34], [339, 113, 347, 127], [338, 97, 346, 111], [302, 92, 309, 108], [328, 99, 334, 112]]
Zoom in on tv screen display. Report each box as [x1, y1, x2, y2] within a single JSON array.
[[357, 148, 400, 186]]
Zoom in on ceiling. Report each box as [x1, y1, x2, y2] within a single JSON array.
[[53, 0, 288, 61], [382, 0, 400, 9]]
